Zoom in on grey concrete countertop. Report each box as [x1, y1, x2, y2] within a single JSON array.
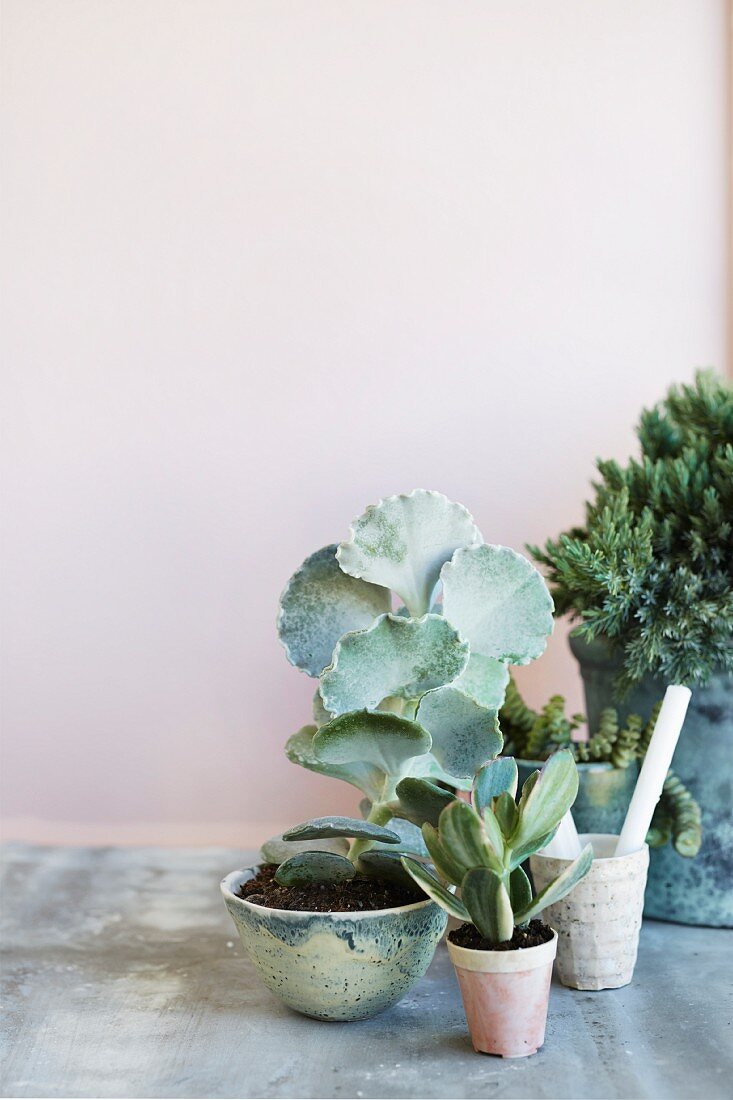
[[1, 843, 731, 1100]]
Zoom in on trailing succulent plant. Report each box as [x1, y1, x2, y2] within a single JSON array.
[[531, 371, 733, 693], [500, 680, 702, 857], [267, 489, 555, 887], [402, 751, 593, 945]]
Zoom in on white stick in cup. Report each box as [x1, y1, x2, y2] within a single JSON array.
[[542, 809, 582, 859], [615, 685, 692, 857]]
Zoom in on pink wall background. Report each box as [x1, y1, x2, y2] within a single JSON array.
[[1, 1, 730, 844]]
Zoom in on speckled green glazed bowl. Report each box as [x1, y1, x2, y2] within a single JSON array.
[[221, 867, 448, 1021]]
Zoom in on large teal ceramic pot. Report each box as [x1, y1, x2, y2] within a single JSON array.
[[569, 634, 733, 928], [221, 867, 447, 1021], [516, 758, 638, 836]]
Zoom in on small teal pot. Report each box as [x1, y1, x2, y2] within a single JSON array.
[[516, 758, 638, 837], [570, 634, 733, 928], [221, 867, 447, 1021]]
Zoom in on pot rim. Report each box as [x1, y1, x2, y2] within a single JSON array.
[[515, 756, 631, 774], [220, 865, 437, 920], [447, 929, 558, 974], [531, 832, 649, 866]]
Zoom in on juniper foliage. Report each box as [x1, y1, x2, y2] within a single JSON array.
[[531, 371, 733, 693]]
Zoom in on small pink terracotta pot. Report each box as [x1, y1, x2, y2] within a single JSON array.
[[446, 932, 558, 1058]]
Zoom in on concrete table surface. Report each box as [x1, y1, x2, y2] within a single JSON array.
[[1, 844, 731, 1100]]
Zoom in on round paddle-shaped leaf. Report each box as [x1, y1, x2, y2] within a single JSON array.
[[394, 777, 455, 828], [278, 545, 390, 677], [416, 687, 502, 783], [319, 613, 469, 715], [454, 653, 510, 709], [337, 490, 481, 616], [283, 816, 401, 844], [260, 833, 349, 865], [313, 711, 432, 788], [400, 857, 470, 921], [285, 724, 385, 802], [275, 851, 356, 887], [441, 544, 554, 665], [358, 851, 423, 891]]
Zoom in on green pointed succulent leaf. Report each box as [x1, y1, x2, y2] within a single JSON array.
[[508, 825, 559, 870], [441, 544, 554, 665], [278, 545, 391, 677], [401, 857, 470, 921], [285, 724, 384, 802], [481, 806, 506, 865], [337, 490, 482, 617], [518, 843, 594, 923], [509, 865, 532, 914], [494, 791, 519, 838], [510, 749, 580, 853], [394, 777, 455, 828], [313, 710, 431, 784], [422, 823, 470, 884], [319, 613, 469, 715], [358, 851, 423, 890], [472, 758, 518, 814], [283, 816, 401, 843], [438, 800, 502, 875], [260, 833, 349, 866], [454, 654, 510, 710], [416, 687, 502, 783], [274, 851, 356, 886], [461, 867, 514, 943]]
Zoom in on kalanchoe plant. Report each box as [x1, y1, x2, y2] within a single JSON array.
[[270, 490, 555, 887], [401, 750, 593, 944]]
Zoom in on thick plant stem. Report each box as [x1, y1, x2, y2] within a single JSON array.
[[348, 802, 393, 865]]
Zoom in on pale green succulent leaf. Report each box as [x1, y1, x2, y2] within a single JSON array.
[[509, 865, 533, 914], [517, 843, 594, 923], [283, 816, 401, 844], [401, 856, 470, 921], [461, 867, 514, 943], [508, 825, 560, 870], [494, 791, 519, 839], [278, 545, 390, 677], [285, 724, 384, 802], [441, 544, 554, 665], [274, 851, 356, 886], [481, 806, 506, 865], [472, 758, 518, 814], [312, 690, 334, 727], [416, 687, 502, 783], [260, 833, 349, 866], [454, 653, 510, 709], [337, 489, 482, 617], [510, 749, 580, 852], [421, 822, 470, 885], [394, 777, 455, 828], [319, 613, 469, 715], [313, 710, 431, 783], [438, 800, 502, 875]]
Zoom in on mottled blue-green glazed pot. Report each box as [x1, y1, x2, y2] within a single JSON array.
[[516, 758, 638, 836], [221, 867, 448, 1021], [570, 634, 733, 928]]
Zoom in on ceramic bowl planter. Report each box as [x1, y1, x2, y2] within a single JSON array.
[[570, 634, 733, 928], [530, 833, 648, 991], [221, 867, 448, 1021], [446, 933, 557, 1057]]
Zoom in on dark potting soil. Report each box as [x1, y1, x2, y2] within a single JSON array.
[[449, 919, 554, 952], [238, 864, 425, 913]]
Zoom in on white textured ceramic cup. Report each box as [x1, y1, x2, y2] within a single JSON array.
[[529, 833, 649, 991]]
